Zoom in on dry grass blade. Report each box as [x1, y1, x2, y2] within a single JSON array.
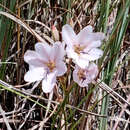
[[0, 11, 45, 43], [96, 79, 130, 106], [0, 105, 12, 130], [39, 105, 57, 130], [0, 79, 107, 118], [113, 95, 130, 130], [26, 20, 51, 31], [0, 0, 129, 129]]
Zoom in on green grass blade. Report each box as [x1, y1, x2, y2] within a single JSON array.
[[99, 0, 130, 129], [0, 0, 16, 80]]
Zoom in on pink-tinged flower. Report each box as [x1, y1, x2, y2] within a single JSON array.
[[73, 63, 98, 87], [62, 24, 105, 69], [24, 42, 67, 93], [51, 25, 59, 41]]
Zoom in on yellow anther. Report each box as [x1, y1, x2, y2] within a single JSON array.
[[74, 45, 85, 54], [47, 61, 56, 72]]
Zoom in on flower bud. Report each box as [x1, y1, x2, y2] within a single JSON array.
[[51, 25, 59, 41]]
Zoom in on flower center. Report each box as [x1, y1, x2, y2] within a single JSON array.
[[47, 61, 56, 72], [74, 45, 85, 54], [77, 69, 86, 81]]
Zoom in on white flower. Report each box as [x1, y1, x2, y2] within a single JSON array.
[[62, 24, 105, 69], [24, 42, 67, 93], [73, 63, 98, 87]]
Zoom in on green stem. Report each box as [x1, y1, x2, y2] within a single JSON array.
[[99, 0, 111, 130]]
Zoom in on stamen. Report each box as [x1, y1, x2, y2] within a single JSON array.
[[47, 61, 56, 72], [77, 69, 86, 81], [74, 45, 85, 54]]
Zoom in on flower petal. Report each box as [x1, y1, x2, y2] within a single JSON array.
[[24, 67, 46, 82], [77, 28, 105, 45], [35, 42, 51, 62], [91, 40, 102, 47], [86, 48, 103, 61], [73, 63, 98, 87], [87, 63, 98, 80], [24, 50, 39, 63], [73, 65, 88, 87], [83, 41, 102, 52], [50, 42, 66, 62], [84, 25, 93, 33], [78, 26, 93, 38], [26, 59, 46, 68], [62, 24, 76, 47], [77, 25, 93, 42], [66, 46, 89, 69], [82, 63, 98, 84], [66, 46, 78, 59], [89, 32, 105, 41], [75, 55, 89, 69], [56, 61, 67, 76], [42, 71, 57, 93], [73, 65, 80, 83]]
